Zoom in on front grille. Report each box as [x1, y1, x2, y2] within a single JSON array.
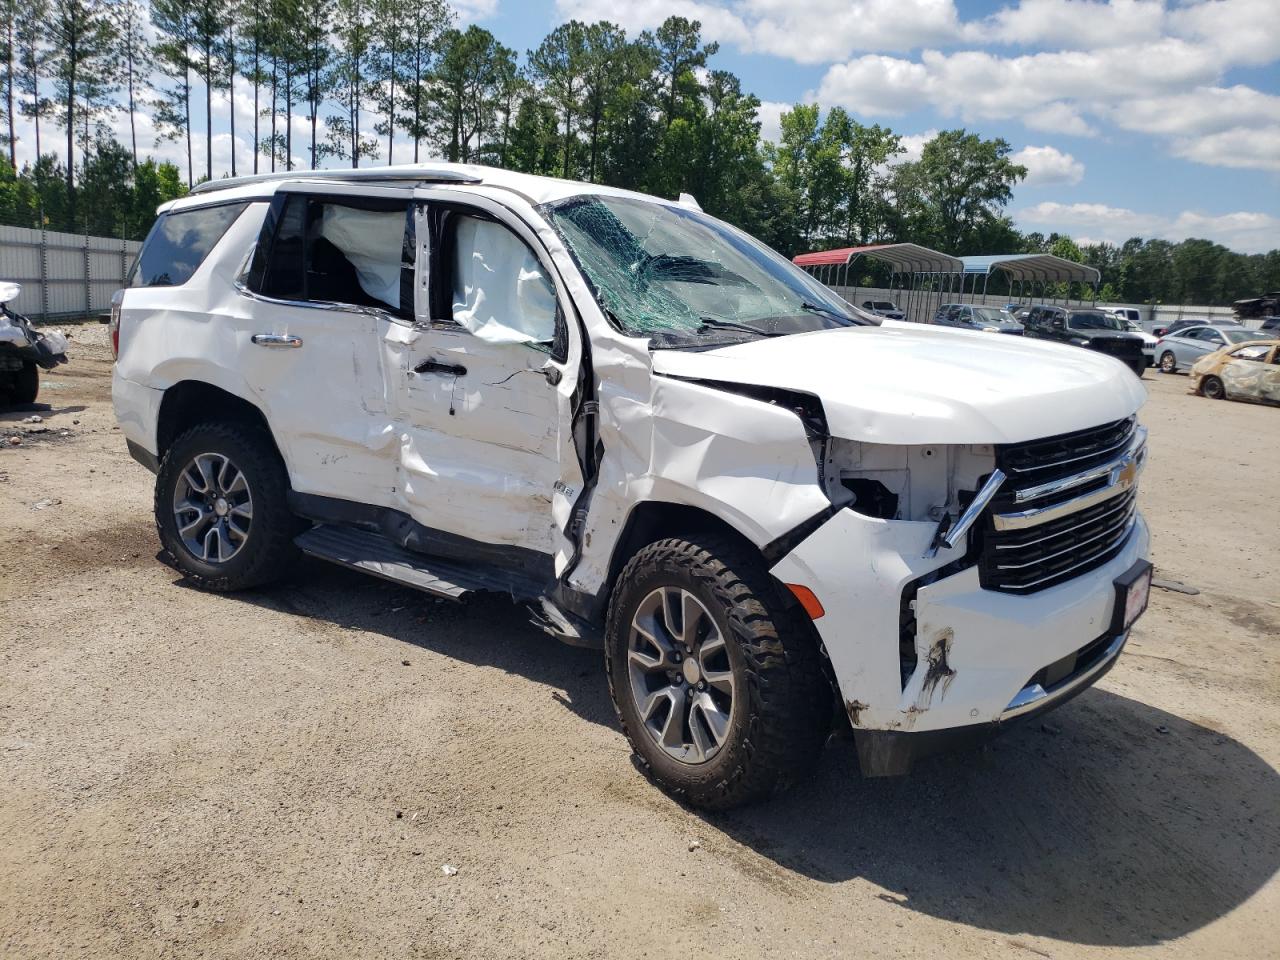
[[1093, 338, 1142, 358], [980, 417, 1142, 594]]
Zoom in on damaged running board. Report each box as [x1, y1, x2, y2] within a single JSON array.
[[296, 524, 539, 601]]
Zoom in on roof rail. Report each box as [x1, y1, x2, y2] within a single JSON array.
[[189, 166, 483, 196]]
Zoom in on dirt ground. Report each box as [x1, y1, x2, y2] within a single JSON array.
[[2, 326, 1277, 960]]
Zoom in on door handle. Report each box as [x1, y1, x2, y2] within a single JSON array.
[[251, 334, 303, 348], [413, 359, 467, 377]]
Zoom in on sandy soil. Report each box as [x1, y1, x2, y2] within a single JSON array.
[[2, 329, 1278, 960]]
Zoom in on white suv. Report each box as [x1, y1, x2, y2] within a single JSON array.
[[111, 164, 1152, 808]]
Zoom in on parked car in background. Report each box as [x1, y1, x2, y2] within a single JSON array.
[[1152, 316, 1226, 338], [0, 282, 69, 406], [1188, 340, 1280, 404], [860, 299, 905, 320], [1021, 305, 1147, 376], [1103, 307, 1142, 327], [109, 163, 1153, 809], [1257, 316, 1280, 339], [932, 303, 1023, 334], [1156, 323, 1260, 373], [1112, 316, 1157, 367]]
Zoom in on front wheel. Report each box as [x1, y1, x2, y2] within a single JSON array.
[[605, 536, 832, 810], [1201, 375, 1226, 400], [1159, 351, 1177, 374], [10, 360, 38, 405], [155, 422, 302, 591]]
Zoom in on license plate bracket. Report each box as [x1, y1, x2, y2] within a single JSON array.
[[1110, 560, 1153, 635]]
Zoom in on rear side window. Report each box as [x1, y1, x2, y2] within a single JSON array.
[[131, 202, 248, 287], [248, 194, 413, 317]]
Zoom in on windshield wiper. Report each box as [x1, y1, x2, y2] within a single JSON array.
[[698, 317, 781, 338], [800, 301, 853, 323]]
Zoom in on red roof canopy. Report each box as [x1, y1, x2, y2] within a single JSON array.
[[793, 243, 963, 274]]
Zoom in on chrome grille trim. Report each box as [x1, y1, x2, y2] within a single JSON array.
[[981, 418, 1146, 594]]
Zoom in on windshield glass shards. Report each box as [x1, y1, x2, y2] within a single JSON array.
[[545, 195, 868, 345]]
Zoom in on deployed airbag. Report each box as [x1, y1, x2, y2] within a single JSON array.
[[452, 216, 557, 344], [319, 206, 404, 309]]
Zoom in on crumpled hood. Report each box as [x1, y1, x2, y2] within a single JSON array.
[[652, 323, 1146, 445]]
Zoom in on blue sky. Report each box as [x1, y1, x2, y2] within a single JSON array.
[[13, 0, 1276, 252], [509, 0, 1280, 253]]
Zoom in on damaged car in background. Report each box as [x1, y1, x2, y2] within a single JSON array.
[[110, 164, 1152, 810], [1, 282, 69, 406], [1188, 339, 1280, 405]]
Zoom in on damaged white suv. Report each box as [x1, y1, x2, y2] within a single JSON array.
[[112, 164, 1152, 809]]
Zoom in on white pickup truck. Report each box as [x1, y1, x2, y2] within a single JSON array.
[[111, 164, 1151, 809]]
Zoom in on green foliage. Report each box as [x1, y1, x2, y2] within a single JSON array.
[[3, 2, 1271, 307]]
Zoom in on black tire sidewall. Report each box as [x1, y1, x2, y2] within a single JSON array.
[[13, 361, 38, 405], [155, 423, 297, 589], [607, 554, 754, 793], [1202, 376, 1225, 399]]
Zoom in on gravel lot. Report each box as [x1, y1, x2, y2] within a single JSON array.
[[2, 326, 1278, 960]]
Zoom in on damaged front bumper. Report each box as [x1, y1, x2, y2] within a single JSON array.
[[769, 505, 1150, 775]]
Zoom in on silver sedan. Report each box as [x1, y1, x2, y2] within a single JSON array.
[[1156, 324, 1260, 374]]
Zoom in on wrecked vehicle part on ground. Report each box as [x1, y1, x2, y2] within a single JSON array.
[[0, 283, 69, 406], [111, 164, 1153, 808], [1188, 340, 1280, 405]]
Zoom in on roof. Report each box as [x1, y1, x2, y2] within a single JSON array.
[[169, 162, 694, 214], [960, 254, 1100, 284], [793, 243, 962, 273]]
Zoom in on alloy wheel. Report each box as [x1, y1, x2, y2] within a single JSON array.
[[172, 452, 253, 563], [627, 586, 736, 765]]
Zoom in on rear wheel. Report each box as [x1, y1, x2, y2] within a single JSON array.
[[605, 536, 832, 810], [1159, 351, 1177, 374], [155, 422, 302, 591], [1201, 375, 1226, 400]]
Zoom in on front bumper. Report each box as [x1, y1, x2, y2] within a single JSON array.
[[770, 506, 1150, 765]]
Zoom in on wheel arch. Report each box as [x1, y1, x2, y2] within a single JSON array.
[[156, 381, 287, 469]]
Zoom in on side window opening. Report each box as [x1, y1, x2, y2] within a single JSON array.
[[131, 202, 248, 288], [250, 194, 413, 318], [430, 207, 561, 353]]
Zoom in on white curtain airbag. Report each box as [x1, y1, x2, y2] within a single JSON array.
[[452, 217, 556, 344], [319, 206, 404, 309]]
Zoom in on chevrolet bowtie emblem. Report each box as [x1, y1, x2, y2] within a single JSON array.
[[1110, 454, 1138, 488]]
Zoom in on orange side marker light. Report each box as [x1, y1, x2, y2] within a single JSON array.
[[785, 583, 826, 620]]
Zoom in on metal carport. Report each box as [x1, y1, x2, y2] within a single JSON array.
[[793, 243, 964, 323], [959, 254, 1101, 305]]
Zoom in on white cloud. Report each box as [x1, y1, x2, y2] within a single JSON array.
[[971, 0, 1165, 49], [1011, 144, 1085, 185], [556, 0, 960, 64], [1168, 0, 1280, 68], [755, 101, 790, 143], [1017, 200, 1280, 253], [893, 129, 939, 164]]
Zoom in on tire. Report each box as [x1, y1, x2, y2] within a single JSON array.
[[1159, 351, 1177, 374], [605, 535, 832, 810], [11, 360, 38, 405], [154, 421, 302, 591], [1201, 375, 1226, 400]]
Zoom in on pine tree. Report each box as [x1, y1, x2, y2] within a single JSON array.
[[151, 0, 194, 186], [48, 0, 120, 227], [111, 0, 148, 170]]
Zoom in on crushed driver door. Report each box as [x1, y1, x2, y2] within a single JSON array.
[[382, 189, 586, 577]]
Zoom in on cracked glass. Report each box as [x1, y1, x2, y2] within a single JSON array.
[[545, 196, 866, 346]]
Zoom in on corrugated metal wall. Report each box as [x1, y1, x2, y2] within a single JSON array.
[[0, 225, 141, 320]]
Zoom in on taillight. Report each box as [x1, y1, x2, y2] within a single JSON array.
[[109, 293, 122, 359]]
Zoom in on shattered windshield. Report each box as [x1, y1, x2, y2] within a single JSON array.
[[545, 195, 866, 345]]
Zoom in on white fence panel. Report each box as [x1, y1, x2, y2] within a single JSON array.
[[0, 225, 142, 320]]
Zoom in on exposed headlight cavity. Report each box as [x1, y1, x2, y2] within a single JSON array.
[[825, 439, 996, 522]]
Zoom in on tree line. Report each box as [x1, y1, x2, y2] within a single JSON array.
[[0, 0, 1274, 306]]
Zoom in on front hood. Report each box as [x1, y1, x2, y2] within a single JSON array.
[[652, 323, 1146, 445]]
